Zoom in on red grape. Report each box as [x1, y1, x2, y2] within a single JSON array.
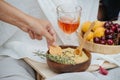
[[111, 24, 117, 32], [109, 29, 114, 34], [100, 40, 106, 45], [114, 23, 119, 28], [107, 39, 114, 45], [101, 36, 106, 40], [105, 29, 111, 35], [104, 23, 110, 29], [106, 34, 113, 39], [107, 21, 113, 25], [117, 27, 120, 33], [104, 21, 113, 29], [93, 37, 100, 43]]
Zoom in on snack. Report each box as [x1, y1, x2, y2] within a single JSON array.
[[49, 46, 62, 55], [48, 46, 88, 65]]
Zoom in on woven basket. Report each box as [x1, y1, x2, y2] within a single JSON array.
[[78, 21, 120, 54]]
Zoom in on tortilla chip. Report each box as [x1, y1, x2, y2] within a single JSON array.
[[49, 46, 62, 55]]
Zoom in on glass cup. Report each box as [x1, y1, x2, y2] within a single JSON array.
[[57, 4, 82, 35]]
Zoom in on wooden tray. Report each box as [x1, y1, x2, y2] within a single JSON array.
[[78, 21, 120, 54], [24, 58, 118, 80]]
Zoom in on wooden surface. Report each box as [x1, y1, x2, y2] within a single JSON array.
[[24, 58, 57, 79], [24, 57, 118, 80]]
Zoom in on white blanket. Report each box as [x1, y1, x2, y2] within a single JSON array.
[[47, 67, 120, 80], [1, 0, 120, 67]]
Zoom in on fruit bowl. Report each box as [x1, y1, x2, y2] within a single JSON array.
[[46, 45, 91, 73], [79, 22, 120, 54], [79, 33, 120, 54]]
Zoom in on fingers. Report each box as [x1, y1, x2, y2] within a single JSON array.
[[27, 19, 56, 46], [28, 30, 42, 40], [45, 25, 57, 46], [28, 29, 55, 46], [48, 26, 56, 40], [42, 29, 54, 42], [35, 34, 42, 40], [28, 30, 35, 39]]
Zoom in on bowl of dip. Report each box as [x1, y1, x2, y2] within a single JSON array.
[[46, 45, 91, 73]]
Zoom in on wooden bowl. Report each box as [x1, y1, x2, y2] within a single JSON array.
[[46, 45, 91, 73]]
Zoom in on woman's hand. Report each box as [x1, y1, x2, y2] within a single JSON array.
[[0, 0, 56, 46], [24, 17, 56, 46]]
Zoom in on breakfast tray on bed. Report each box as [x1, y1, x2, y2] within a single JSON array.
[[24, 58, 118, 80]]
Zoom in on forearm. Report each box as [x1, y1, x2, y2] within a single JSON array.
[[0, 0, 31, 29], [0, 0, 55, 44]]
